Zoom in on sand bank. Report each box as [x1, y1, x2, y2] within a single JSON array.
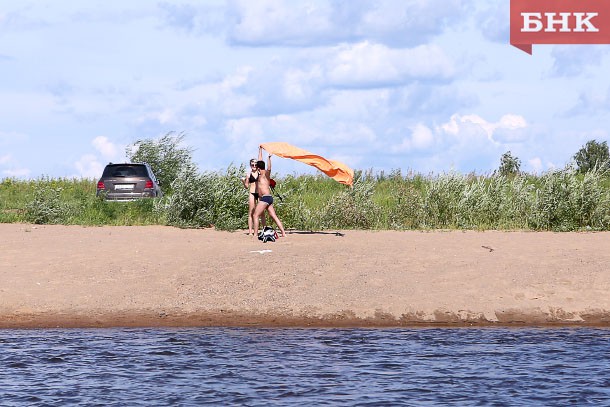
[[1, 224, 609, 328]]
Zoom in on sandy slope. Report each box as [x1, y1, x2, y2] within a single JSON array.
[[1, 223, 609, 328]]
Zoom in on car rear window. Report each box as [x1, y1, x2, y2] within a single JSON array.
[[102, 165, 149, 178]]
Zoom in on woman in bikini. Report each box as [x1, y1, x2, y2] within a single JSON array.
[[241, 158, 265, 235]]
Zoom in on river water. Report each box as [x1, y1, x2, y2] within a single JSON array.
[[0, 327, 608, 406]]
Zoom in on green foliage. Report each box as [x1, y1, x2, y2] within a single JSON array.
[[24, 179, 69, 224], [270, 176, 319, 231], [496, 151, 521, 176], [496, 175, 533, 229], [275, 174, 344, 231], [458, 175, 503, 229], [76, 196, 165, 226], [1, 177, 164, 226], [424, 172, 466, 228], [388, 189, 424, 229], [319, 178, 379, 229], [2, 165, 610, 232], [126, 132, 194, 195], [574, 140, 610, 174], [160, 163, 249, 230], [529, 166, 610, 231]]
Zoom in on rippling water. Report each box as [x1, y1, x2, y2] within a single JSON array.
[[0, 327, 609, 406]]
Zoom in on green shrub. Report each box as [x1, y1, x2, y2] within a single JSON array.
[[24, 180, 69, 224], [574, 139, 610, 173], [161, 163, 248, 230], [385, 182, 425, 230], [127, 132, 195, 195], [528, 166, 610, 231], [319, 178, 379, 229], [497, 175, 533, 229], [424, 172, 466, 228], [3, 164, 610, 232]]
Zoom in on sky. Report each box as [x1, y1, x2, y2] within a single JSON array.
[[1, 0, 609, 180]]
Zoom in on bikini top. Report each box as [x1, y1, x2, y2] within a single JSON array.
[[248, 172, 257, 183]]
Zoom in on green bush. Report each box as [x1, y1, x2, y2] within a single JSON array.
[[24, 180, 69, 224], [424, 172, 466, 228], [496, 151, 522, 176], [319, 178, 379, 229], [574, 139, 610, 173], [528, 167, 610, 231], [385, 182, 425, 230], [161, 163, 249, 230], [3, 164, 610, 232], [127, 132, 194, 195]]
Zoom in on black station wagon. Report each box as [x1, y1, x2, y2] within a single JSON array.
[[96, 163, 162, 200]]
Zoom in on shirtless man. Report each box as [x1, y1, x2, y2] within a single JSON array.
[[252, 147, 286, 238]]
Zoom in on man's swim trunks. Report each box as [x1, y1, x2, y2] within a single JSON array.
[[260, 194, 273, 205]]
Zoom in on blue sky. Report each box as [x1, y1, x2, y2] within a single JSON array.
[[1, 0, 609, 179]]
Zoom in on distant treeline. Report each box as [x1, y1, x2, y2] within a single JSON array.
[[1, 165, 609, 232]]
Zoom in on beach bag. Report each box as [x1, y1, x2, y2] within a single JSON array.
[[258, 226, 279, 243]]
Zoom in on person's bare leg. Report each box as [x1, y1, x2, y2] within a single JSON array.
[[247, 194, 256, 235], [252, 203, 266, 237], [266, 204, 286, 237]]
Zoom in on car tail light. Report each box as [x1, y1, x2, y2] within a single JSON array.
[[97, 181, 105, 189], [145, 180, 154, 189]]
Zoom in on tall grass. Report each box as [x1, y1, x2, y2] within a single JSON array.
[[1, 166, 609, 231], [0, 177, 165, 226], [160, 163, 248, 230]]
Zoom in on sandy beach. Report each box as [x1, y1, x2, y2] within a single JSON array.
[[1, 223, 609, 328]]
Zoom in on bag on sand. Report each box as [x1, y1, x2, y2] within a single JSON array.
[[258, 226, 279, 243]]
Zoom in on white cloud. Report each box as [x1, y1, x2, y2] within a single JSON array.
[[224, 113, 378, 164], [134, 41, 455, 125], [440, 114, 494, 141], [92, 136, 120, 160], [0, 154, 30, 178], [74, 154, 104, 179], [359, 0, 469, 46], [393, 124, 434, 152], [225, 117, 265, 145], [221, 66, 252, 90], [282, 66, 324, 103], [498, 114, 527, 129], [549, 45, 606, 77], [494, 115, 528, 143], [228, 0, 334, 46], [2, 167, 30, 178], [226, 0, 468, 47], [326, 42, 454, 88], [326, 122, 377, 145], [411, 124, 434, 149], [439, 113, 527, 143], [385, 113, 533, 173], [475, 1, 509, 43], [564, 86, 610, 117], [0, 130, 28, 144], [528, 157, 543, 174], [157, 109, 176, 125]]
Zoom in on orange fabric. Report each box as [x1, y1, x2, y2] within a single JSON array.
[[260, 142, 354, 186]]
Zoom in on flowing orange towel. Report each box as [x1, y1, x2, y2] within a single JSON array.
[[260, 142, 354, 186]]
